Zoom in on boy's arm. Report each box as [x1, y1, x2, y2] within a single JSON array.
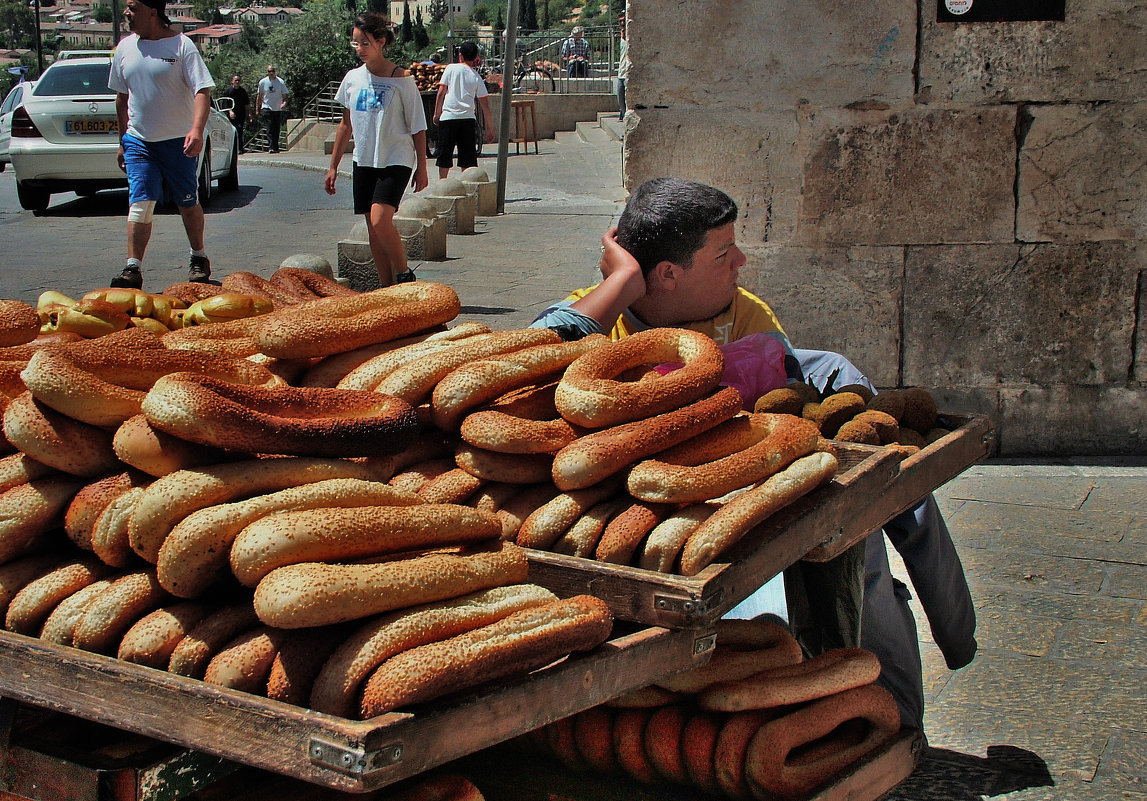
[[567, 228, 646, 329], [433, 83, 447, 124]]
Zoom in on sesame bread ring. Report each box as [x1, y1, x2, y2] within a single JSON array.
[[637, 503, 716, 573], [302, 322, 490, 388], [699, 647, 881, 712], [0, 553, 65, 619], [162, 315, 265, 359], [270, 266, 359, 298], [515, 481, 621, 550], [0, 300, 41, 347], [373, 328, 562, 405], [679, 451, 839, 576], [336, 336, 493, 392], [656, 620, 803, 694], [745, 684, 901, 799], [2, 392, 121, 477], [21, 346, 280, 428], [310, 583, 556, 717], [644, 705, 690, 785], [128, 457, 393, 564], [266, 624, 355, 706], [91, 486, 149, 568], [715, 710, 776, 799], [417, 468, 484, 504], [681, 713, 721, 795], [613, 708, 659, 784], [112, 414, 236, 478], [253, 541, 529, 629], [203, 625, 284, 692], [220, 271, 307, 308], [141, 372, 419, 458], [555, 328, 725, 428], [594, 500, 672, 565], [38, 577, 115, 645], [573, 707, 619, 774], [0, 452, 56, 496], [460, 410, 583, 455], [627, 413, 821, 504], [254, 283, 462, 359], [116, 601, 209, 668], [167, 602, 261, 678], [455, 444, 555, 484], [552, 386, 743, 491], [5, 555, 112, 634], [431, 335, 606, 430], [71, 568, 170, 654], [158, 478, 420, 598], [357, 594, 612, 718], [551, 496, 629, 558], [229, 504, 502, 587]]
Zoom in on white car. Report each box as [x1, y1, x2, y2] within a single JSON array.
[[8, 53, 238, 214], [0, 81, 35, 170]]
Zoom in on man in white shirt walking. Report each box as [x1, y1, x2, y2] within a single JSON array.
[[256, 65, 289, 153], [107, 0, 215, 289], [432, 42, 494, 180]]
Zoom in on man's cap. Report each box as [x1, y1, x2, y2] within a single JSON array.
[[572, 26, 584, 35], [138, 0, 171, 25]]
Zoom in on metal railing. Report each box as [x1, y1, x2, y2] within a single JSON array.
[[466, 26, 620, 95], [244, 81, 341, 152]]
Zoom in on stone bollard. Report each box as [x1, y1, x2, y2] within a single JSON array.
[[336, 237, 383, 291], [279, 253, 346, 285], [395, 196, 447, 260], [460, 167, 497, 217], [421, 177, 476, 235]]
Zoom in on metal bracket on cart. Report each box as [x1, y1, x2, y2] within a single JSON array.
[[652, 588, 723, 627], [308, 735, 403, 778], [691, 630, 717, 658]]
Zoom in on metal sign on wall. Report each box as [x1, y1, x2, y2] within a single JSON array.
[[938, 0, 1066, 22]]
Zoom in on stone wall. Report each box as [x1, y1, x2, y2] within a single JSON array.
[[623, 0, 1146, 455]]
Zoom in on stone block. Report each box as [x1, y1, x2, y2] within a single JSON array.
[[739, 244, 903, 387], [997, 384, 1147, 456], [798, 107, 1016, 245], [624, 108, 802, 245], [918, 0, 1147, 104], [424, 193, 476, 235], [630, 0, 915, 111], [463, 180, 498, 216], [395, 215, 447, 261], [902, 243, 1142, 387], [279, 253, 334, 278], [1017, 103, 1147, 242], [337, 240, 384, 291]]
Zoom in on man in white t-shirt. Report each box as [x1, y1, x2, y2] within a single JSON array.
[[108, 0, 215, 289], [256, 65, 289, 153], [432, 42, 494, 179]]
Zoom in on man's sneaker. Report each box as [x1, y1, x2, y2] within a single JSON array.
[[188, 255, 211, 283], [110, 265, 143, 289], [395, 270, 416, 283]]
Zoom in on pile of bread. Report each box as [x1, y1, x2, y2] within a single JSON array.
[[0, 275, 937, 726], [408, 61, 447, 93], [519, 618, 901, 799]]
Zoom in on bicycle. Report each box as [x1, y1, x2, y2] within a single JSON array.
[[480, 51, 555, 94]]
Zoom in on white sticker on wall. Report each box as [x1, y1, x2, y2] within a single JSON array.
[[945, 0, 973, 14]]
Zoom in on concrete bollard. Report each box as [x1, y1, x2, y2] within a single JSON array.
[[421, 178, 476, 235], [460, 167, 497, 217]]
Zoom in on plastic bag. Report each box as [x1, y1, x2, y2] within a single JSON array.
[[655, 332, 788, 410]]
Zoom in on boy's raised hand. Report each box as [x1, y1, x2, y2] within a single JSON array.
[[599, 228, 646, 306]]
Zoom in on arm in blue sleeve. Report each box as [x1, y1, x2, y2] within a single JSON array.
[[530, 301, 607, 341]]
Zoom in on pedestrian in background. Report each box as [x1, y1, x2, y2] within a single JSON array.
[[324, 12, 428, 286], [222, 73, 250, 153], [432, 41, 494, 180], [616, 15, 629, 119], [107, 0, 215, 289], [257, 64, 289, 153], [561, 26, 590, 78]]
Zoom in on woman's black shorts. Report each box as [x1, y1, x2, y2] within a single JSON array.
[[352, 163, 413, 214]]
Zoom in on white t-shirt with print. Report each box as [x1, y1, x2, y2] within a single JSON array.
[[437, 62, 487, 121], [257, 75, 289, 111], [335, 65, 427, 169], [109, 33, 214, 142]]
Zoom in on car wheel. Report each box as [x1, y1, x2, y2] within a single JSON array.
[[16, 182, 50, 214], [198, 144, 212, 208], [220, 139, 239, 191]]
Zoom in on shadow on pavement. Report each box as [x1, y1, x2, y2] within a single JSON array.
[[35, 185, 262, 217], [888, 745, 1054, 800]]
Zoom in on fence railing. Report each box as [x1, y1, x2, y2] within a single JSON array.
[[457, 25, 620, 95]]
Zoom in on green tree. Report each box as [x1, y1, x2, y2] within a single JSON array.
[[191, 0, 217, 23], [366, 0, 386, 13], [412, 7, 428, 49], [494, 6, 503, 33], [93, 4, 115, 23], [258, 0, 357, 116], [540, 0, 549, 30], [519, 0, 536, 31], [0, 0, 36, 50], [401, 0, 413, 42], [428, 0, 448, 24], [238, 18, 264, 51], [469, 3, 488, 26]]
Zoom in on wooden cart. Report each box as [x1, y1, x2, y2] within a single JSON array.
[[0, 414, 991, 800]]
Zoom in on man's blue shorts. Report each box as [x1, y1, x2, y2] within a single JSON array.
[[123, 133, 199, 207]]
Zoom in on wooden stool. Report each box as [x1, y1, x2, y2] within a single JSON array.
[[510, 99, 539, 154]]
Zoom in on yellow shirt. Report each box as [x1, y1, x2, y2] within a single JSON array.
[[563, 286, 791, 347]]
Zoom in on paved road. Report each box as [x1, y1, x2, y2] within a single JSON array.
[[0, 163, 356, 304]]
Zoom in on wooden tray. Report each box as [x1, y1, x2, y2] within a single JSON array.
[[525, 443, 903, 630], [804, 412, 994, 561], [0, 625, 713, 795]]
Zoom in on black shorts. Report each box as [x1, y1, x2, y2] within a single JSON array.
[[352, 163, 413, 215], [434, 118, 478, 170]]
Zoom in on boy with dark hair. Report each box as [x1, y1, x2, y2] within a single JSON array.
[[432, 41, 494, 180], [532, 177, 978, 731]]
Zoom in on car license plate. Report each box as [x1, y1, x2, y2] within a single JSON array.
[[65, 118, 117, 134]]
